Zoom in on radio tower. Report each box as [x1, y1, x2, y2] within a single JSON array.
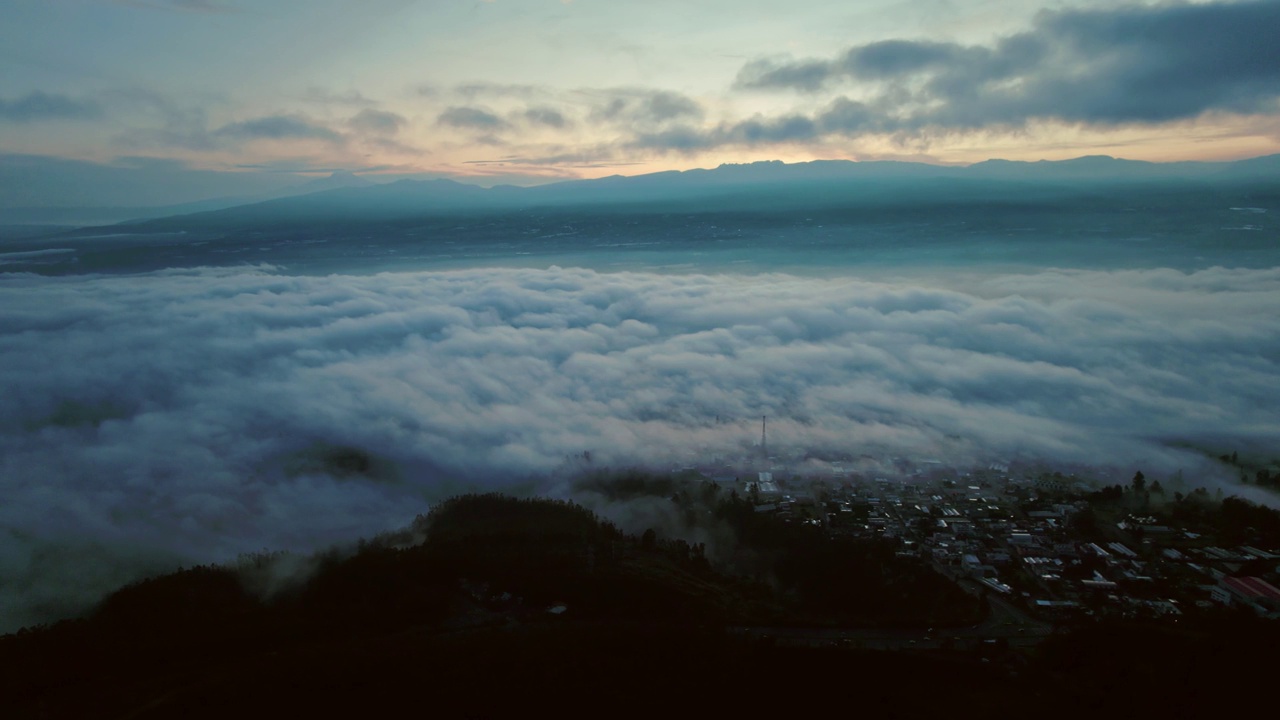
[[760, 415, 768, 460]]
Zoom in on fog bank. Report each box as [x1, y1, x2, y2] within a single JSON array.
[[1, 263, 1277, 630]]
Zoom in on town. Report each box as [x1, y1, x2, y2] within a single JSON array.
[[691, 455, 1280, 640]]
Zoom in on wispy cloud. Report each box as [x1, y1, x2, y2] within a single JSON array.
[[587, 88, 703, 127], [348, 108, 406, 136], [119, 111, 346, 152], [301, 87, 377, 107], [0, 91, 103, 123], [214, 115, 344, 143], [437, 105, 510, 131], [522, 106, 571, 129], [111, 0, 240, 13], [453, 82, 542, 100]]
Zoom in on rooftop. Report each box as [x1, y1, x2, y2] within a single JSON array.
[[1222, 576, 1280, 602]]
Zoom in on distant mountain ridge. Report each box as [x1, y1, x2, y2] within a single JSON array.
[[2, 169, 377, 227], [58, 153, 1280, 235]]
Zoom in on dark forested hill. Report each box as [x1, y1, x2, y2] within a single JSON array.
[[2, 491, 1276, 718]]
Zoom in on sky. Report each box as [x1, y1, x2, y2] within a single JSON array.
[[3, 0, 1280, 204], [4, 0, 1280, 633]]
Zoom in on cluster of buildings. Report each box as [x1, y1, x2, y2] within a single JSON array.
[[705, 459, 1280, 623]]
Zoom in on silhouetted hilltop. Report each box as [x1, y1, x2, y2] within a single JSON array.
[[2, 490, 1276, 718], [0, 493, 781, 717]]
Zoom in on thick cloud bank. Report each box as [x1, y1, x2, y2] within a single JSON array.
[[642, 0, 1280, 151], [2, 264, 1278, 629]]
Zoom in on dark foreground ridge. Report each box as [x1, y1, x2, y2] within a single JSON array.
[[2, 492, 1276, 718]]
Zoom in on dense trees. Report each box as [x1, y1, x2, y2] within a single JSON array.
[[2, 485, 1276, 718], [1082, 471, 1280, 548], [1218, 496, 1280, 547], [581, 473, 982, 626]]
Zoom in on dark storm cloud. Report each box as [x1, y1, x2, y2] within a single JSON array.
[[0, 91, 103, 123], [214, 115, 344, 143], [723, 0, 1280, 146], [437, 106, 511, 131], [1026, 0, 1280, 123], [2, 265, 1277, 630]]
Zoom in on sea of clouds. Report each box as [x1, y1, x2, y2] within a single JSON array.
[[2, 263, 1278, 630]]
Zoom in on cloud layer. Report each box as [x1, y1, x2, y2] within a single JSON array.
[[421, 2, 1280, 165], [2, 263, 1278, 629], [716, 0, 1280, 149], [0, 92, 103, 123]]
